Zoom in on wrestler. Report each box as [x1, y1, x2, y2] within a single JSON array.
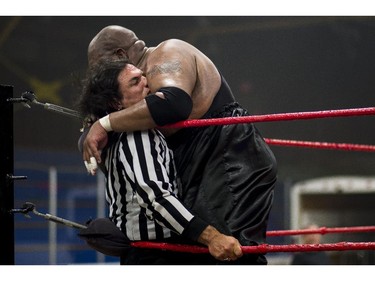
[[82, 25, 277, 264]]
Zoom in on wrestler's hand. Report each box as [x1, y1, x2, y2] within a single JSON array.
[[198, 225, 243, 262], [83, 120, 108, 174]]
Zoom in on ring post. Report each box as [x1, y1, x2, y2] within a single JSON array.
[[0, 85, 15, 265]]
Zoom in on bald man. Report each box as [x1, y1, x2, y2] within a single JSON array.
[[82, 25, 277, 265]]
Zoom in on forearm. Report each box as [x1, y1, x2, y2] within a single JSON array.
[[197, 225, 244, 261], [109, 99, 156, 132], [197, 225, 221, 246]]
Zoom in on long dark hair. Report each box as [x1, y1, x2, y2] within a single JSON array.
[[76, 58, 131, 122]]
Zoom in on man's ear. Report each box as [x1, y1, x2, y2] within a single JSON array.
[[115, 48, 128, 59]]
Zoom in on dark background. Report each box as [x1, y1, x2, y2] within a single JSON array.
[[2, 16, 375, 183]]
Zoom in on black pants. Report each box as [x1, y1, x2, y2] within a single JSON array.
[[167, 103, 277, 247], [120, 247, 267, 265]]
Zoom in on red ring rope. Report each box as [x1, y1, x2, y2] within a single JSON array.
[[131, 241, 375, 254], [164, 107, 375, 128], [267, 225, 375, 236], [130, 225, 375, 254], [163, 107, 375, 152], [265, 138, 375, 152]]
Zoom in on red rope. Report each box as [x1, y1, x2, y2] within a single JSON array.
[[131, 241, 375, 254], [243, 242, 375, 254], [164, 107, 375, 128], [267, 226, 375, 237], [130, 226, 375, 254], [265, 138, 375, 152]]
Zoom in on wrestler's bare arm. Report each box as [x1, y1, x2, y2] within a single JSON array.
[[145, 41, 198, 95], [109, 99, 156, 132], [147, 40, 221, 119]]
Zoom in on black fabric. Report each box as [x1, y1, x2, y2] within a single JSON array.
[[167, 102, 277, 264], [78, 218, 130, 257], [145, 87, 193, 126], [202, 74, 235, 119]]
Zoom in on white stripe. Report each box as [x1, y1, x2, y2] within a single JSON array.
[[119, 134, 142, 240]]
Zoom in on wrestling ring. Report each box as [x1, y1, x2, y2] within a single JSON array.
[[1, 86, 375, 265]]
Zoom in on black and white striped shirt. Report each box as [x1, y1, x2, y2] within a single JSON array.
[[103, 129, 196, 241]]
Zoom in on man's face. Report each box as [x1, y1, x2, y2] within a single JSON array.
[[117, 64, 150, 108]]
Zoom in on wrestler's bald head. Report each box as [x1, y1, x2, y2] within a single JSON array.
[[88, 25, 138, 67]]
